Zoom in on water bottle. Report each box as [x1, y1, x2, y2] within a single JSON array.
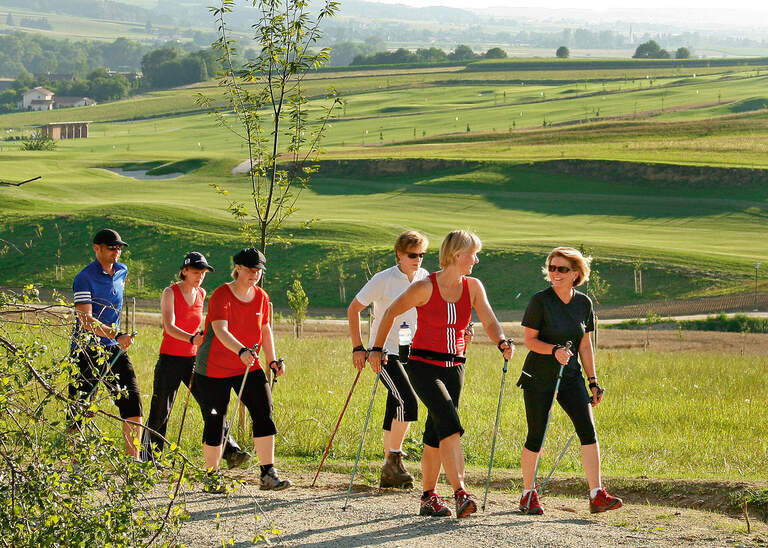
[[398, 321, 411, 363]]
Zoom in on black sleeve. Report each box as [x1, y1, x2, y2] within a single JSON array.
[[584, 295, 595, 333], [521, 293, 545, 330]]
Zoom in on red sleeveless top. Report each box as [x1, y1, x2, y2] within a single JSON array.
[[410, 272, 472, 367], [159, 283, 204, 357]]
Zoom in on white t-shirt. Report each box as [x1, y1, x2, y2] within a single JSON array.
[[354, 265, 429, 352]]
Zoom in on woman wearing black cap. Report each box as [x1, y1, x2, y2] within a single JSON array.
[[192, 248, 290, 492], [141, 252, 251, 468]]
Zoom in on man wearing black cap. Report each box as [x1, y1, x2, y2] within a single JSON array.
[[141, 252, 251, 468], [69, 228, 143, 458]]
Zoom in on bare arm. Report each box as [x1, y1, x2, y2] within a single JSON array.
[[368, 280, 432, 372], [347, 298, 368, 371], [211, 319, 255, 367], [524, 327, 572, 365], [468, 278, 513, 359], [160, 286, 202, 344], [579, 331, 602, 405], [75, 303, 133, 349]]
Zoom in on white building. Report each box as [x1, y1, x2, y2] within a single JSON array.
[[20, 87, 54, 111]]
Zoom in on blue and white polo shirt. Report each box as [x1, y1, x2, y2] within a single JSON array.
[[72, 260, 128, 347]]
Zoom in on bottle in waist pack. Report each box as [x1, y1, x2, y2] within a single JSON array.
[[398, 321, 412, 363]]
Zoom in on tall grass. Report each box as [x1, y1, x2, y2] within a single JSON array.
[[52, 327, 768, 481]]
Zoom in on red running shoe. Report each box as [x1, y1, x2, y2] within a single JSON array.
[[419, 491, 451, 517], [454, 488, 477, 518], [519, 489, 544, 515], [589, 488, 623, 513]]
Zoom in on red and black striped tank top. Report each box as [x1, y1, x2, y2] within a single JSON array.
[[410, 272, 472, 367]]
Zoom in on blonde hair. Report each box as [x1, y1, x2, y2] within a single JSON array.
[[439, 230, 482, 268], [542, 247, 591, 286]]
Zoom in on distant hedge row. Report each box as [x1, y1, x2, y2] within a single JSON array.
[[607, 314, 768, 333], [466, 57, 768, 72]]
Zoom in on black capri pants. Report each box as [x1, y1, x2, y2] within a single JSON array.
[[523, 376, 597, 453], [381, 354, 419, 430], [68, 344, 142, 424], [405, 359, 465, 449], [192, 369, 277, 446]]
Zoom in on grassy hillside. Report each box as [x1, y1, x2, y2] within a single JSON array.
[[1, 58, 766, 311]]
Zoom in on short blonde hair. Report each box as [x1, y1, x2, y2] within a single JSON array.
[[542, 247, 591, 286], [439, 230, 482, 268], [395, 230, 429, 254]]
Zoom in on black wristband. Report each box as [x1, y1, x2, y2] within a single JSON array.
[[352, 345, 366, 353], [589, 381, 600, 389], [370, 346, 384, 354], [587, 376, 597, 381], [551, 345, 563, 356], [238, 347, 252, 357]]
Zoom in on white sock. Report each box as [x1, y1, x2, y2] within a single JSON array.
[[523, 489, 532, 497], [590, 487, 601, 498]]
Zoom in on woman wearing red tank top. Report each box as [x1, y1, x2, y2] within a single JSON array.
[[141, 252, 249, 468], [370, 230, 514, 519]]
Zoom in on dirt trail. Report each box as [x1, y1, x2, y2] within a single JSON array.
[[162, 470, 766, 547]]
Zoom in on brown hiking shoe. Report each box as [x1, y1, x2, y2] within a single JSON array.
[[379, 451, 414, 488]]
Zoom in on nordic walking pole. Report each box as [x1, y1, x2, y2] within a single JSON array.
[[482, 337, 514, 511], [221, 343, 259, 458], [538, 432, 574, 496], [527, 340, 572, 512], [342, 371, 380, 511], [312, 368, 363, 487]]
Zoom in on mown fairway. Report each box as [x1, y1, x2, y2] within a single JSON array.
[[26, 324, 768, 481], [1, 59, 767, 308]]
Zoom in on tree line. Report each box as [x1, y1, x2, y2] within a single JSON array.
[[350, 44, 507, 65]]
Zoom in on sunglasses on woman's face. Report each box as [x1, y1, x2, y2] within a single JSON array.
[[407, 252, 426, 259], [548, 264, 572, 273]]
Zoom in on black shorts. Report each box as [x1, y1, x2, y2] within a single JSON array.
[[381, 354, 419, 430], [68, 344, 143, 423], [192, 369, 277, 446], [523, 377, 597, 452], [405, 359, 465, 448]]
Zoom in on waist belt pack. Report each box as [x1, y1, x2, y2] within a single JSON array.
[[409, 348, 466, 364]]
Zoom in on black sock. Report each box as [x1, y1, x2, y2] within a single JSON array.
[[422, 490, 432, 499], [260, 464, 274, 477]]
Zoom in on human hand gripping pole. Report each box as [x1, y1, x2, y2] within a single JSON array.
[[526, 340, 572, 513], [482, 338, 514, 512]]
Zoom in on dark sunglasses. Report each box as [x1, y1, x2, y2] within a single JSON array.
[[105, 244, 123, 251], [548, 264, 572, 273], [406, 252, 426, 259]]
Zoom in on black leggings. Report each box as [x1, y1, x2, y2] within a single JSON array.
[[381, 354, 419, 430], [68, 345, 142, 424], [523, 378, 597, 452], [141, 354, 241, 457], [405, 359, 465, 449], [192, 369, 277, 446]]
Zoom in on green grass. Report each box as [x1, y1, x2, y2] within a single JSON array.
[[1, 58, 767, 308], [1, 157, 765, 308], [33, 327, 768, 481], [606, 314, 768, 333]]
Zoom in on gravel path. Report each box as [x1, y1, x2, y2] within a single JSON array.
[[154, 470, 764, 547]]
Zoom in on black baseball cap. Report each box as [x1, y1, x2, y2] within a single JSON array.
[[93, 228, 128, 247], [181, 251, 214, 271], [233, 247, 266, 270]]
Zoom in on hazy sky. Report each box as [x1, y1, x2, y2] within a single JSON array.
[[371, 0, 768, 10]]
